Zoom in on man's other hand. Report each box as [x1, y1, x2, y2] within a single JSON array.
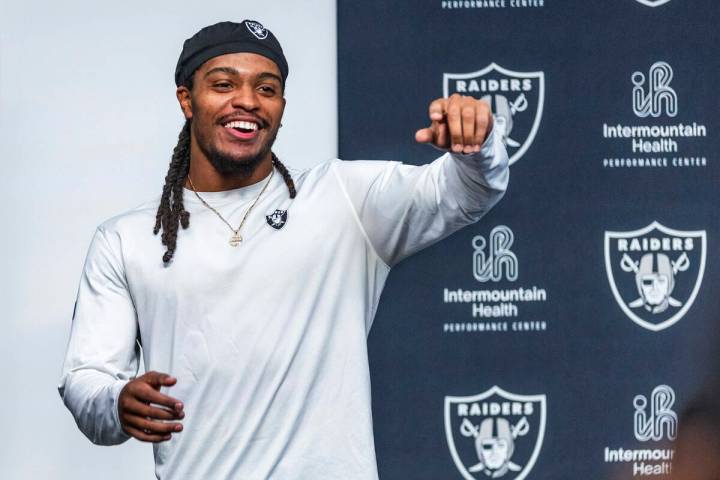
[[118, 371, 185, 443], [415, 94, 493, 154]]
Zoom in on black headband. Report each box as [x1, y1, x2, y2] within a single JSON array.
[[174, 20, 289, 88]]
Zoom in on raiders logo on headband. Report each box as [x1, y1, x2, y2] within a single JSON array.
[[266, 209, 288, 230], [245, 21, 269, 40]]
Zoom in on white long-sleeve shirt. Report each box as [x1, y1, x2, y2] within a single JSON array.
[[58, 129, 508, 479]]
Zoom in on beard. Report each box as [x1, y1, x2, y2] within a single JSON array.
[[194, 122, 280, 178]]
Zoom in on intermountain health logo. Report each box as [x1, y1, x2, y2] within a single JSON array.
[[604, 385, 677, 476], [602, 61, 708, 169], [634, 385, 678, 442], [632, 62, 677, 118], [604, 222, 706, 331], [635, 0, 672, 6], [444, 64, 544, 165], [442, 226, 549, 334], [473, 226, 518, 282], [445, 386, 546, 480]]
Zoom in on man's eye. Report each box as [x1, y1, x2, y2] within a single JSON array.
[[214, 82, 232, 89], [259, 86, 276, 94]]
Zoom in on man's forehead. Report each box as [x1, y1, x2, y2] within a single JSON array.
[[198, 52, 282, 78]]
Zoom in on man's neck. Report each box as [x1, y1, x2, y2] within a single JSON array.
[[184, 151, 273, 192]]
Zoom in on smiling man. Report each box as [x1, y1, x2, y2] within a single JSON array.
[[58, 20, 509, 479]]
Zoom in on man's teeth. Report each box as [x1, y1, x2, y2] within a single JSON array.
[[224, 120, 259, 131]]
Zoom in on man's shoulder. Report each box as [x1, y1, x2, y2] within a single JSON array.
[[289, 158, 334, 178], [284, 159, 400, 198], [283, 158, 335, 191], [295, 158, 403, 184], [95, 196, 161, 238]]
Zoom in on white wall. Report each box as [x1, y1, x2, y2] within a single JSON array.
[[0, 1, 336, 477]]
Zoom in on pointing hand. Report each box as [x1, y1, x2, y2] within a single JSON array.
[[415, 94, 493, 154]]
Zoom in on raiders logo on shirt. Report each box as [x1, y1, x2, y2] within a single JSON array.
[[266, 209, 288, 229]]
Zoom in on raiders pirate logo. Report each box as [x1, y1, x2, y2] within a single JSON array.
[[266, 209, 288, 230], [605, 221, 706, 331], [245, 20, 269, 40], [443, 63, 545, 165], [445, 386, 546, 480]]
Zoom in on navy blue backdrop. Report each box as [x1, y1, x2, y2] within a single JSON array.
[[338, 1, 720, 478]]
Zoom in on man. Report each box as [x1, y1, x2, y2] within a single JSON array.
[[58, 20, 508, 479]]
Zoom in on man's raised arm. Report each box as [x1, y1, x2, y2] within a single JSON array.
[[332, 94, 509, 266]]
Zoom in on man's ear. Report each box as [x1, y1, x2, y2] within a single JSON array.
[[176, 86, 193, 120]]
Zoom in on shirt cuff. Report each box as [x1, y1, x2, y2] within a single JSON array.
[[111, 378, 132, 440], [447, 122, 507, 172]]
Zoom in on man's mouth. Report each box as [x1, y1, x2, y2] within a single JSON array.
[[223, 120, 261, 140]]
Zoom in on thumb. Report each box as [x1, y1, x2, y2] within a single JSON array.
[[415, 127, 434, 144]]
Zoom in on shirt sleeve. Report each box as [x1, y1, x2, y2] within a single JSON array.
[[57, 226, 140, 445], [332, 125, 509, 267]]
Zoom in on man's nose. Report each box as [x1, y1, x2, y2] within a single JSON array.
[[231, 85, 260, 111]]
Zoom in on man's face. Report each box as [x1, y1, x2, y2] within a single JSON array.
[[177, 52, 286, 176]]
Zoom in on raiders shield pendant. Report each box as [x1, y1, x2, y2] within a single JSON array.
[[229, 233, 242, 247], [266, 209, 288, 230]]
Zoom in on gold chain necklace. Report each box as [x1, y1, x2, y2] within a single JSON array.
[[187, 167, 275, 247]]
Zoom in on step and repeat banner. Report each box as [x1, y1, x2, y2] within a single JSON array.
[[338, 1, 719, 478]]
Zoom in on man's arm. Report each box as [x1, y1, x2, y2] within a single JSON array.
[[58, 227, 185, 445], [57, 227, 141, 445], [332, 94, 509, 266]]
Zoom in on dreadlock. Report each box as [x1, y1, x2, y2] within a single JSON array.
[[272, 152, 296, 198], [153, 121, 297, 264]]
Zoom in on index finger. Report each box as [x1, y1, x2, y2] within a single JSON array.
[[428, 98, 447, 122]]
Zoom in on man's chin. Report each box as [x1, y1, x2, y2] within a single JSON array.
[[207, 149, 266, 177]]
